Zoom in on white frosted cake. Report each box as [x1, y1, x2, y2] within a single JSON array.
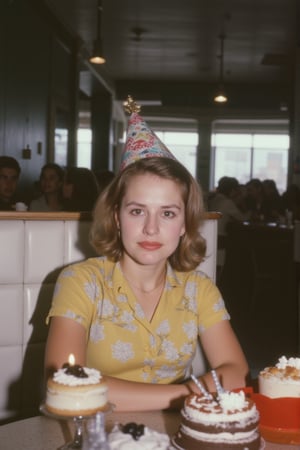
[[259, 356, 300, 398], [174, 390, 260, 450], [45, 363, 108, 416], [108, 423, 171, 449]]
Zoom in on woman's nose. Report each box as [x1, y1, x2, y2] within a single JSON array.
[[143, 214, 159, 235]]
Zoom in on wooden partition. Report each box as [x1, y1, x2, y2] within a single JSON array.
[[0, 211, 219, 423], [219, 221, 299, 376]]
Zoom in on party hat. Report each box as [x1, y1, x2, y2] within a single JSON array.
[[120, 96, 176, 171]]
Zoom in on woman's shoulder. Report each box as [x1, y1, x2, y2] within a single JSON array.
[[169, 264, 215, 285], [60, 256, 115, 277]]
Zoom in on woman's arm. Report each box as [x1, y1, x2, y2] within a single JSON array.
[[44, 316, 190, 411], [44, 317, 248, 411], [187, 320, 249, 393], [44, 317, 87, 378], [105, 376, 190, 411]]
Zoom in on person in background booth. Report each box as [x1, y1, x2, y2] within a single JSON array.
[[45, 97, 248, 412], [281, 183, 300, 221], [62, 167, 100, 212], [29, 163, 64, 212], [245, 178, 265, 222], [261, 179, 283, 222], [94, 169, 115, 194], [0, 156, 21, 210], [207, 176, 248, 280]]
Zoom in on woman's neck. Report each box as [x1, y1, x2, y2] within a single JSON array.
[[120, 259, 167, 294]]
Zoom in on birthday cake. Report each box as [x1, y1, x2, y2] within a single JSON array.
[[45, 362, 108, 416], [258, 356, 300, 398], [174, 390, 261, 450], [108, 423, 171, 449]]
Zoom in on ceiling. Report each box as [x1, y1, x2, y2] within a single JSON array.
[[44, 0, 299, 117]]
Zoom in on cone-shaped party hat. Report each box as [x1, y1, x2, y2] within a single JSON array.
[[120, 96, 176, 171]]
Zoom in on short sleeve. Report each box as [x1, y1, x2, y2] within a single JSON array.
[[46, 262, 101, 329], [195, 272, 230, 333]]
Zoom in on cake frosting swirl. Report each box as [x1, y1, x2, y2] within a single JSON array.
[[108, 423, 171, 449], [53, 366, 101, 385]]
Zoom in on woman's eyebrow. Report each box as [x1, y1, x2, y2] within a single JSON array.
[[125, 201, 182, 210]]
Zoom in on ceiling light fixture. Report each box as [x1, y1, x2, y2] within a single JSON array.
[[214, 34, 228, 103], [89, 0, 106, 64]]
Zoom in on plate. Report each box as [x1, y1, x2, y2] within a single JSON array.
[[170, 436, 265, 449], [260, 425, 300, 445], [39, 402, 115, 421]]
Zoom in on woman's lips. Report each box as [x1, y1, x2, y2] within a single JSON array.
[[138, 241, 162, 250]]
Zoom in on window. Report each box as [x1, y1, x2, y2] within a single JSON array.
[[212, 133, 289, 193], [77, 128, 92, 168], [54, 128, 68, 167], [155, 131, 198, 177]]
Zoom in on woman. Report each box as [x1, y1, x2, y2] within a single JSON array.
[[29, 163, 64, 212], [45, 156, 248, 412], [63, 166, 99, 212]]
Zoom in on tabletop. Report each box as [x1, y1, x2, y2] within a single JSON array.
[[0, 410, 297, 450]]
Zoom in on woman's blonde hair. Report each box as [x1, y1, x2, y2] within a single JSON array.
[[90, 157, 206, 271]]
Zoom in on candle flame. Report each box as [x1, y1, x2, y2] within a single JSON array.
[[68, 353, 75, 365]]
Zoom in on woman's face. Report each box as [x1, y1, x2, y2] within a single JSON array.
[[40, 168, 62, 194], [117, 173, 186, 267]]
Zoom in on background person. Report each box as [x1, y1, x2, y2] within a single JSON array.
[[63, 167, 100, 212], [207, 176, 248, 280], [45, 101, 249, 412], [0, 156, 21, 210], [94, 169, 115, 194], [29, 163, 64, 212]]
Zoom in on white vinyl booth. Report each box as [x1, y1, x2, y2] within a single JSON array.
[[0, 211, 219, 423]]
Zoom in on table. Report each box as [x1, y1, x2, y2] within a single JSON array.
[[0, 411, 297, 450]]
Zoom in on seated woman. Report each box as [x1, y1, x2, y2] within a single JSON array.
[[45, 102, 248, 412], [29, 163, 64, 212], [62, 167, 99, 212]]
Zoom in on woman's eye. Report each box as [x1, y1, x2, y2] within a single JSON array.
[[163, 210, 175, 218], [130, 208, 143, 215]]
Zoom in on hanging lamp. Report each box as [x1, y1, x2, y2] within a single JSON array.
[[214, 34, 228, 103], [89, 0, 106, 64]]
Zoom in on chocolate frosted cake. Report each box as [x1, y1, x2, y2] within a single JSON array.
[[174, 390, 261, 450]]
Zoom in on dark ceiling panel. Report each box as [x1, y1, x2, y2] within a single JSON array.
[[44, 0, 298, 113]]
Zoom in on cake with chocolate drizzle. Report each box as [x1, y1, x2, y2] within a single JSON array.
[[173, 371, 261, 450], [45, 362, 108, 416]]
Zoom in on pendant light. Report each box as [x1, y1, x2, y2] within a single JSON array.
[[89, 0, 106, 64], [214, 34, 228, 103]]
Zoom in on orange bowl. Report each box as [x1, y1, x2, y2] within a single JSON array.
[[235, 387, 300, 444]]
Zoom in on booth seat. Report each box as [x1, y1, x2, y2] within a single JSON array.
[[0, 211, 219, 423]]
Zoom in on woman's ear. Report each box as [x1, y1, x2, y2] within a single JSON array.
[[114, 207, 120, 229]]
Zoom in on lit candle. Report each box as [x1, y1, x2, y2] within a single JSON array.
[[68, 353, 75, 366], [191, 374, 212, 399]]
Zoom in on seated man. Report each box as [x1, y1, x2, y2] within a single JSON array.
[[0, 156, 21, 210], [207, 176, 248, 281]]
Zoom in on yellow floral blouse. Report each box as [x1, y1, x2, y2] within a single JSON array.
[[46, 256, 230, 384]]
